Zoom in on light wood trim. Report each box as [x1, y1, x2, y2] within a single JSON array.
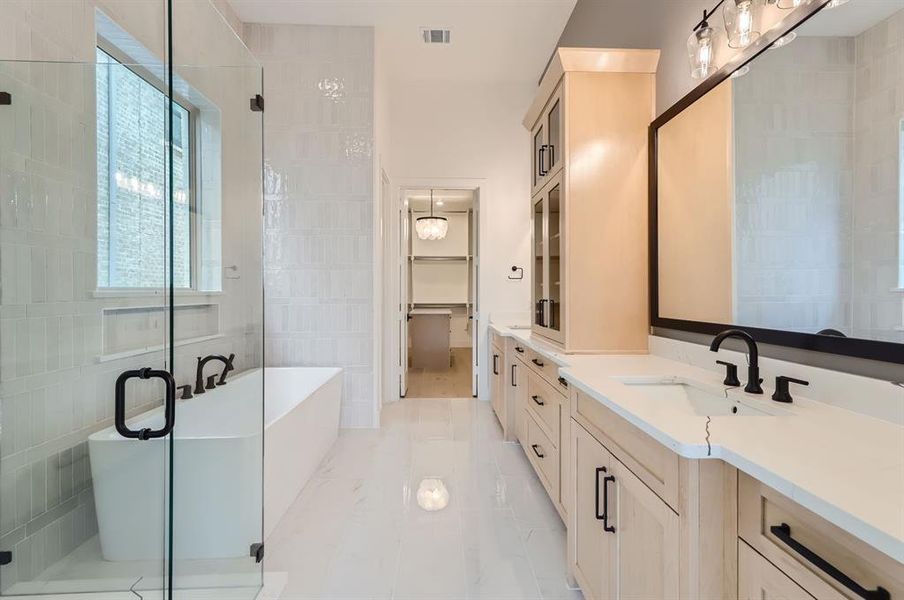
[[563, 71, 651, 353], [738, 472, 904, 599], [572, 389, 680, 511], [523, 347, 563, 389], [678, 458, 739, 600], [739, 540, 818, 600], [523, 47, 661, 129], [657, 79, 735, 323]]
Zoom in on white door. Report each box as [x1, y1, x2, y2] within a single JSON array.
[[470, 190, 480, 397], [399, 196, 410, 397]]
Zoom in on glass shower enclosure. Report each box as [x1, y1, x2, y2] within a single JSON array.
[[0, 1, 265, 598]]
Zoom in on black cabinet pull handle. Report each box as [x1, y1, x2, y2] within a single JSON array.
[[493, 354, 499, 375], [531, 395, 545, 407], [536, 299, 548, 328], [546, 144, 555, 171], [538, 145, 548, 177], [115, 368, 176, 440], [531, 444, 544, 459], [511, 364, 517, 387], [769, 523, 889, 600], [515, 346, 524, 354], [602, 472, 616, 533], [532, 358, 545, 368], [558, 376, 568, 388], [594, 467, 606, 520]]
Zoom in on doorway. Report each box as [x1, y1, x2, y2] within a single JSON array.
[[400, 188, 479, 399]]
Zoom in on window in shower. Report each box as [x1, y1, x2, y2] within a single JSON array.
[[96, 46, 195, 289]]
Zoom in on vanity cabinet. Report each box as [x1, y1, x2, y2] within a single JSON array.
[[523, 48, 659, 353], [490, 336, 505, 429], [571, 421, 679, 600]]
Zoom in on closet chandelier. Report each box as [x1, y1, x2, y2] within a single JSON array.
[[687, 0, 844, 80], [415, 189, 449, 241]]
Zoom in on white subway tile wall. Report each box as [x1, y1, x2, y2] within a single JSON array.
[[732, 11, 904, 343], [245, 24, 377, 428]]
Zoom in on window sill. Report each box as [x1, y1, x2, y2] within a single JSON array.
[[93, 289, 224, 299], [97, 334, 225, 363]]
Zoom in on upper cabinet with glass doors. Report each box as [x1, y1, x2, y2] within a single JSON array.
[[531, 85, 564, 197], [524, 48, 660, 353]]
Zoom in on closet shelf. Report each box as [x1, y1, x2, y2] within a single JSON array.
[[410, 255, 471, 262]]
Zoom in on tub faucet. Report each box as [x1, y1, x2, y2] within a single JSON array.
[[709, 329, 763, 394], [194, 353, 235, 394]]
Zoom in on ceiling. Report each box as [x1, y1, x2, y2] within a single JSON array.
[[798, 1, 902, 37], [227, 0, 578, 84]]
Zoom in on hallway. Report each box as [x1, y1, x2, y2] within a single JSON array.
[[265, 398, 581, 599]]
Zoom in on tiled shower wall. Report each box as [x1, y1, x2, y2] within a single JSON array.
[[733, 13, 903, 341], [851, 9, 904, 343], [733, 36, 856, 334], [244, 24, 377, 428], [0, 0, 263, 590]]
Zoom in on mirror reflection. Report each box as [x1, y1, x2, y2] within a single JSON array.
[[658, 1, 904, 343]]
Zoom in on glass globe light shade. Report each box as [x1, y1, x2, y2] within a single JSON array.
[[687, 24, 717, 80], [416, 478, 450, 512], [723, 0, 763, 49]]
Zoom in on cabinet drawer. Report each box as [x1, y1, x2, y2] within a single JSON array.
[[526, 370, 562, 446], [739, 540, 815, 600], [526, 412, 560, 502], [525, 347, 562, 388], [573, 390, 679, 511], [738, 472, 903, 599]]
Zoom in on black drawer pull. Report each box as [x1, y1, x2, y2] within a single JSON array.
[[602, 472, 615, 533], [770, 523, 889, 600], [515, 346, 525, 354], [493, 353, 499, 375], [558, 376, 568, 388], [531, 395, 545, 407], [511, 364, 517, 387], [531, 444, 544, 459], [532, 358, 545, 368]]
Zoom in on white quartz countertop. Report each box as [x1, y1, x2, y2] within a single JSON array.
[[490, 324, 904, 564]]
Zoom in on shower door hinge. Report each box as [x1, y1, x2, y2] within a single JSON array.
[[250, 542, 264, 563], [0, 92, 11, 105], [250, 94, 264, 112], [0, 551, 11, 565]]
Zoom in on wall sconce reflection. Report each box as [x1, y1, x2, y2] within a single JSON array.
[[416, 478, 450, 511]]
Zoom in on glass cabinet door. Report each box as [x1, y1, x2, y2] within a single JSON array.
[[547, 181, 562, 333], [533, 196, 546, 328], [532, 124, 545, 191]]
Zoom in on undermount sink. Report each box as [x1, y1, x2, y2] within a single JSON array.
[[615, 376, 786, 417]]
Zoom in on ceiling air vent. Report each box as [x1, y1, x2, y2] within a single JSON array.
[[421, 28, 451, 44]]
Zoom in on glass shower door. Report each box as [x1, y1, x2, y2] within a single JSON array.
[[0, 58, 173, 597]]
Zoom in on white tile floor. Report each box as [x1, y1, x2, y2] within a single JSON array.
[[265, 398, 583, 600]]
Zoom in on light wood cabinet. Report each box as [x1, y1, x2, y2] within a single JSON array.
[[523, 48, 659, 353], [739, 541, 816, 600], [490, 340, 504, 427], [570, 421, 680, 600]]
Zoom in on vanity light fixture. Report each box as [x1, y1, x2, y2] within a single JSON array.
[[724, 0, 763, 49], [770, 30, 797, 48], [772, 0, 809, 9], [825, 0, 849, 8], [687, 10, 719, 80], [415, 189, 449, 241], [730, 64, 751, 78]]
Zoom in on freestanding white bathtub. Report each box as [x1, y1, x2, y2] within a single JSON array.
[[88, 367, 342, 561]]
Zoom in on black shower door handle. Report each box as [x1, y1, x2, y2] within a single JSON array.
[[115, 368, 176, 440]]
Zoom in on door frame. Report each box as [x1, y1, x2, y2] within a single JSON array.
[[382, 177, 488, 403]]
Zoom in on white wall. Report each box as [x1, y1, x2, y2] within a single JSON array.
[[386, 82, 534, 400]]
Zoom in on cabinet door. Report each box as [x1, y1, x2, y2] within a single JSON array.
[[532, 194, 547, 330], [545, 86, 563, 179], [571, 423, 615, 600], [546, 178, 564, 337], [531, 121, 546, 195], [610, 458, 680, 600], [739, 541, 816, 600], [491, 345, 503, 420]]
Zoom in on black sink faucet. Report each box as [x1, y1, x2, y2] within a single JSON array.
[[709, 329, 763, 394], [194, 353, 235, 395]]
